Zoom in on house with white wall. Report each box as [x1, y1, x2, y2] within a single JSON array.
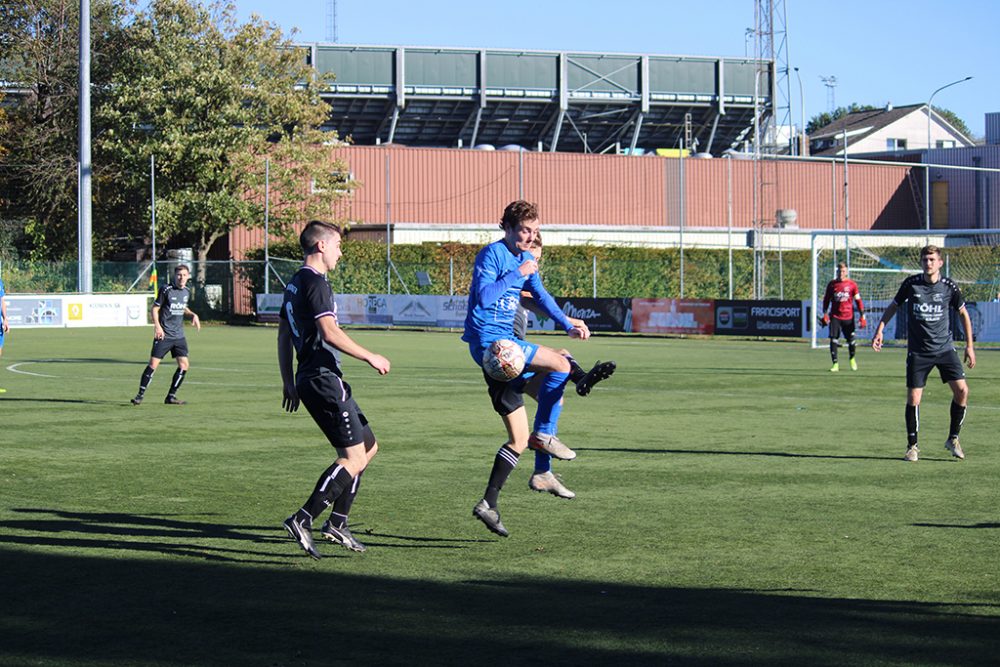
[[809, 103, 975, 156]]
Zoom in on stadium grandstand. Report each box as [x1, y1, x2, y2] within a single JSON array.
[[301, 44, 771, 156]]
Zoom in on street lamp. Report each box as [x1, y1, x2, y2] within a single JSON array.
[[924, 76, 972, 229], [794, 67, 805, 155]]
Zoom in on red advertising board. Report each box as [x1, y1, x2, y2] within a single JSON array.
[[630, 299, 715, 335]]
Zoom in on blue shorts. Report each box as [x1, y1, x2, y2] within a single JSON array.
[[467, 337, 539, 373]]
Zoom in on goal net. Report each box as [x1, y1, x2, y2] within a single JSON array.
[[809, 229, 1000, 348]]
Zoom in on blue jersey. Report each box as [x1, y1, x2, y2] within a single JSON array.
[[462, 240, 572, 350]]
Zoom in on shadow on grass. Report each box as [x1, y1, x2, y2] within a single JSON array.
[[913, 521, 1000, 529], [1, 545, 998, 665], [0, 397, 123, 405], [0, 509, 482, 563], [575, 447, 903, 462]]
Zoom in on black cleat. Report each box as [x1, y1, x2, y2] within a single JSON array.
[[576, 360, 616, 396], [164, 395, 186, 405], [473, 499, 509, 537], [130, 395, 143, 405], [321, 520, 367, 552], [283, 514, 321, 559]]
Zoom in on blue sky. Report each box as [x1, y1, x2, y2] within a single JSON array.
[[229, 0, 998, 137]]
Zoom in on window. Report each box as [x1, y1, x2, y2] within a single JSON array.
[[886, 138, 907, 150], [935, 139, 956, 149]]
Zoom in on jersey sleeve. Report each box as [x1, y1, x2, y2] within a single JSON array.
[[153, 286, 169, 307], [524, 272, 573, 331], [472, 246, 522, 308], [822, 281, 834, 312], [0, 279, 5, 298], [949, 281, 965, 311], [851, 282, 864, 312], [892, 280, 911, 306], [305, 275, 337, 321]]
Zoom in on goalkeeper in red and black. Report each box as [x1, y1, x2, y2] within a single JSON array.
[[819, 262, 867, 372]]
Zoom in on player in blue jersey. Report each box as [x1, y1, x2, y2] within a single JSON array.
[[464, 200, 604, 537], [0, 276, 8, 394], [872, 245, 975, 462], [278, 221, 391, 559]]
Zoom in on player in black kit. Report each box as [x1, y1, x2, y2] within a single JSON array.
[[131, 264, 201, 405], [872, 245, 975, 462], [278, 221, 391, 559]]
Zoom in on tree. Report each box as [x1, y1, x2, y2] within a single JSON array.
[[931, 106, 972, 140], [0, 0, 129, 260], [98, 0, 354, 277], [806, 104, 879, 135]]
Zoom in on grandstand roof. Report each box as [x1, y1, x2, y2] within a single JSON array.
[[303, 44, 773, 156]]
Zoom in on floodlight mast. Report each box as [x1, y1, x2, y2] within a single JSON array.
[[78, 0, 93, 293]]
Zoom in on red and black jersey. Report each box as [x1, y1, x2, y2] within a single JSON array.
[[823, 279, 863, 320]]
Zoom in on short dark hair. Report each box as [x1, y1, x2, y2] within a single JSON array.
[[837, 262, 847, 270], [920, 245, 941, 259], [300, 220, 342, 254], [174, 264, 190, 274], [500, 200, 539, 230]]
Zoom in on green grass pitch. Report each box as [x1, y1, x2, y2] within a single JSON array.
[[1, 326, 999, 665]]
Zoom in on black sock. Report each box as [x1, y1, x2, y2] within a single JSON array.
[[137, 365, 155, 395], [949, 401, 967, 439], [330, 469, 363, 528], [303, 464, 354, 519], [848, 342, 856, 359], [167, 368, 186, 397], [905, 404, 919, 447], [484, 445, 519, 508], [568, 357, 587, 384], [829, 340, 838, 363]]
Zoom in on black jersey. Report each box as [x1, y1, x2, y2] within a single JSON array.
[[512, 304, 528, 340], [280, 266, 343, 381], [893, 274, 965, 354], [153, 284, 190, 339]]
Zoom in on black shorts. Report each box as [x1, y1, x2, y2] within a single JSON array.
[[151, 337, 189, 359], [297, 373, 369, 447], [906, 349, 966, 389], [483, 368, 529, 417], [829, 317, 855, 341]]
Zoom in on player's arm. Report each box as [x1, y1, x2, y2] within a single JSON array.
[[871, 302, 898, 351], [184, 307, 201, 331], [316, 315, 391, 374], [819, 282, 832, 325], [473, 250, 536, 308], [520, 293, 586, 330], [958, 305, 976, 369], [1, 295, 7, 333], [524, 274, 589, 339], [277, 318, 299, 412], [853, 286, 867, 327], [151, 303, 165, 340]]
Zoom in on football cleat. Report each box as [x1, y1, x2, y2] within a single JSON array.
[[473, 499, 509, 537], [528, 432, 576, 461], [283, 514, 321, 559], [164, 395, 186, 405], [850, 358, 858, 371], [576, 360, 617, 396], [945, 437, 965, 460], [529, 471, 575, 499], [320, 520, 367, 552], [903, 445, 919, 462], [130, 394, 143, 405], [829, 362, 840, 373]]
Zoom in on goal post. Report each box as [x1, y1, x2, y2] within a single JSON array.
[[809, 228, 1000, 349]]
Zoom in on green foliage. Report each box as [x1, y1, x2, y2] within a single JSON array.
[[931, 106, 972, 139], [2, 328, 1000, 664], [806, 103, 880, 135], [97, 0, 354, 269]]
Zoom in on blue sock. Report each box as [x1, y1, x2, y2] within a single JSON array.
[[533, 371, 569, 435], [534, 450, 552, 473]]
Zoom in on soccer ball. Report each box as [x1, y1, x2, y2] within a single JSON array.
[[482, 339, 526, 381]]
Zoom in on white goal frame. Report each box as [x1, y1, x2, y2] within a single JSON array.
[[809, 228, 998, 349]]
